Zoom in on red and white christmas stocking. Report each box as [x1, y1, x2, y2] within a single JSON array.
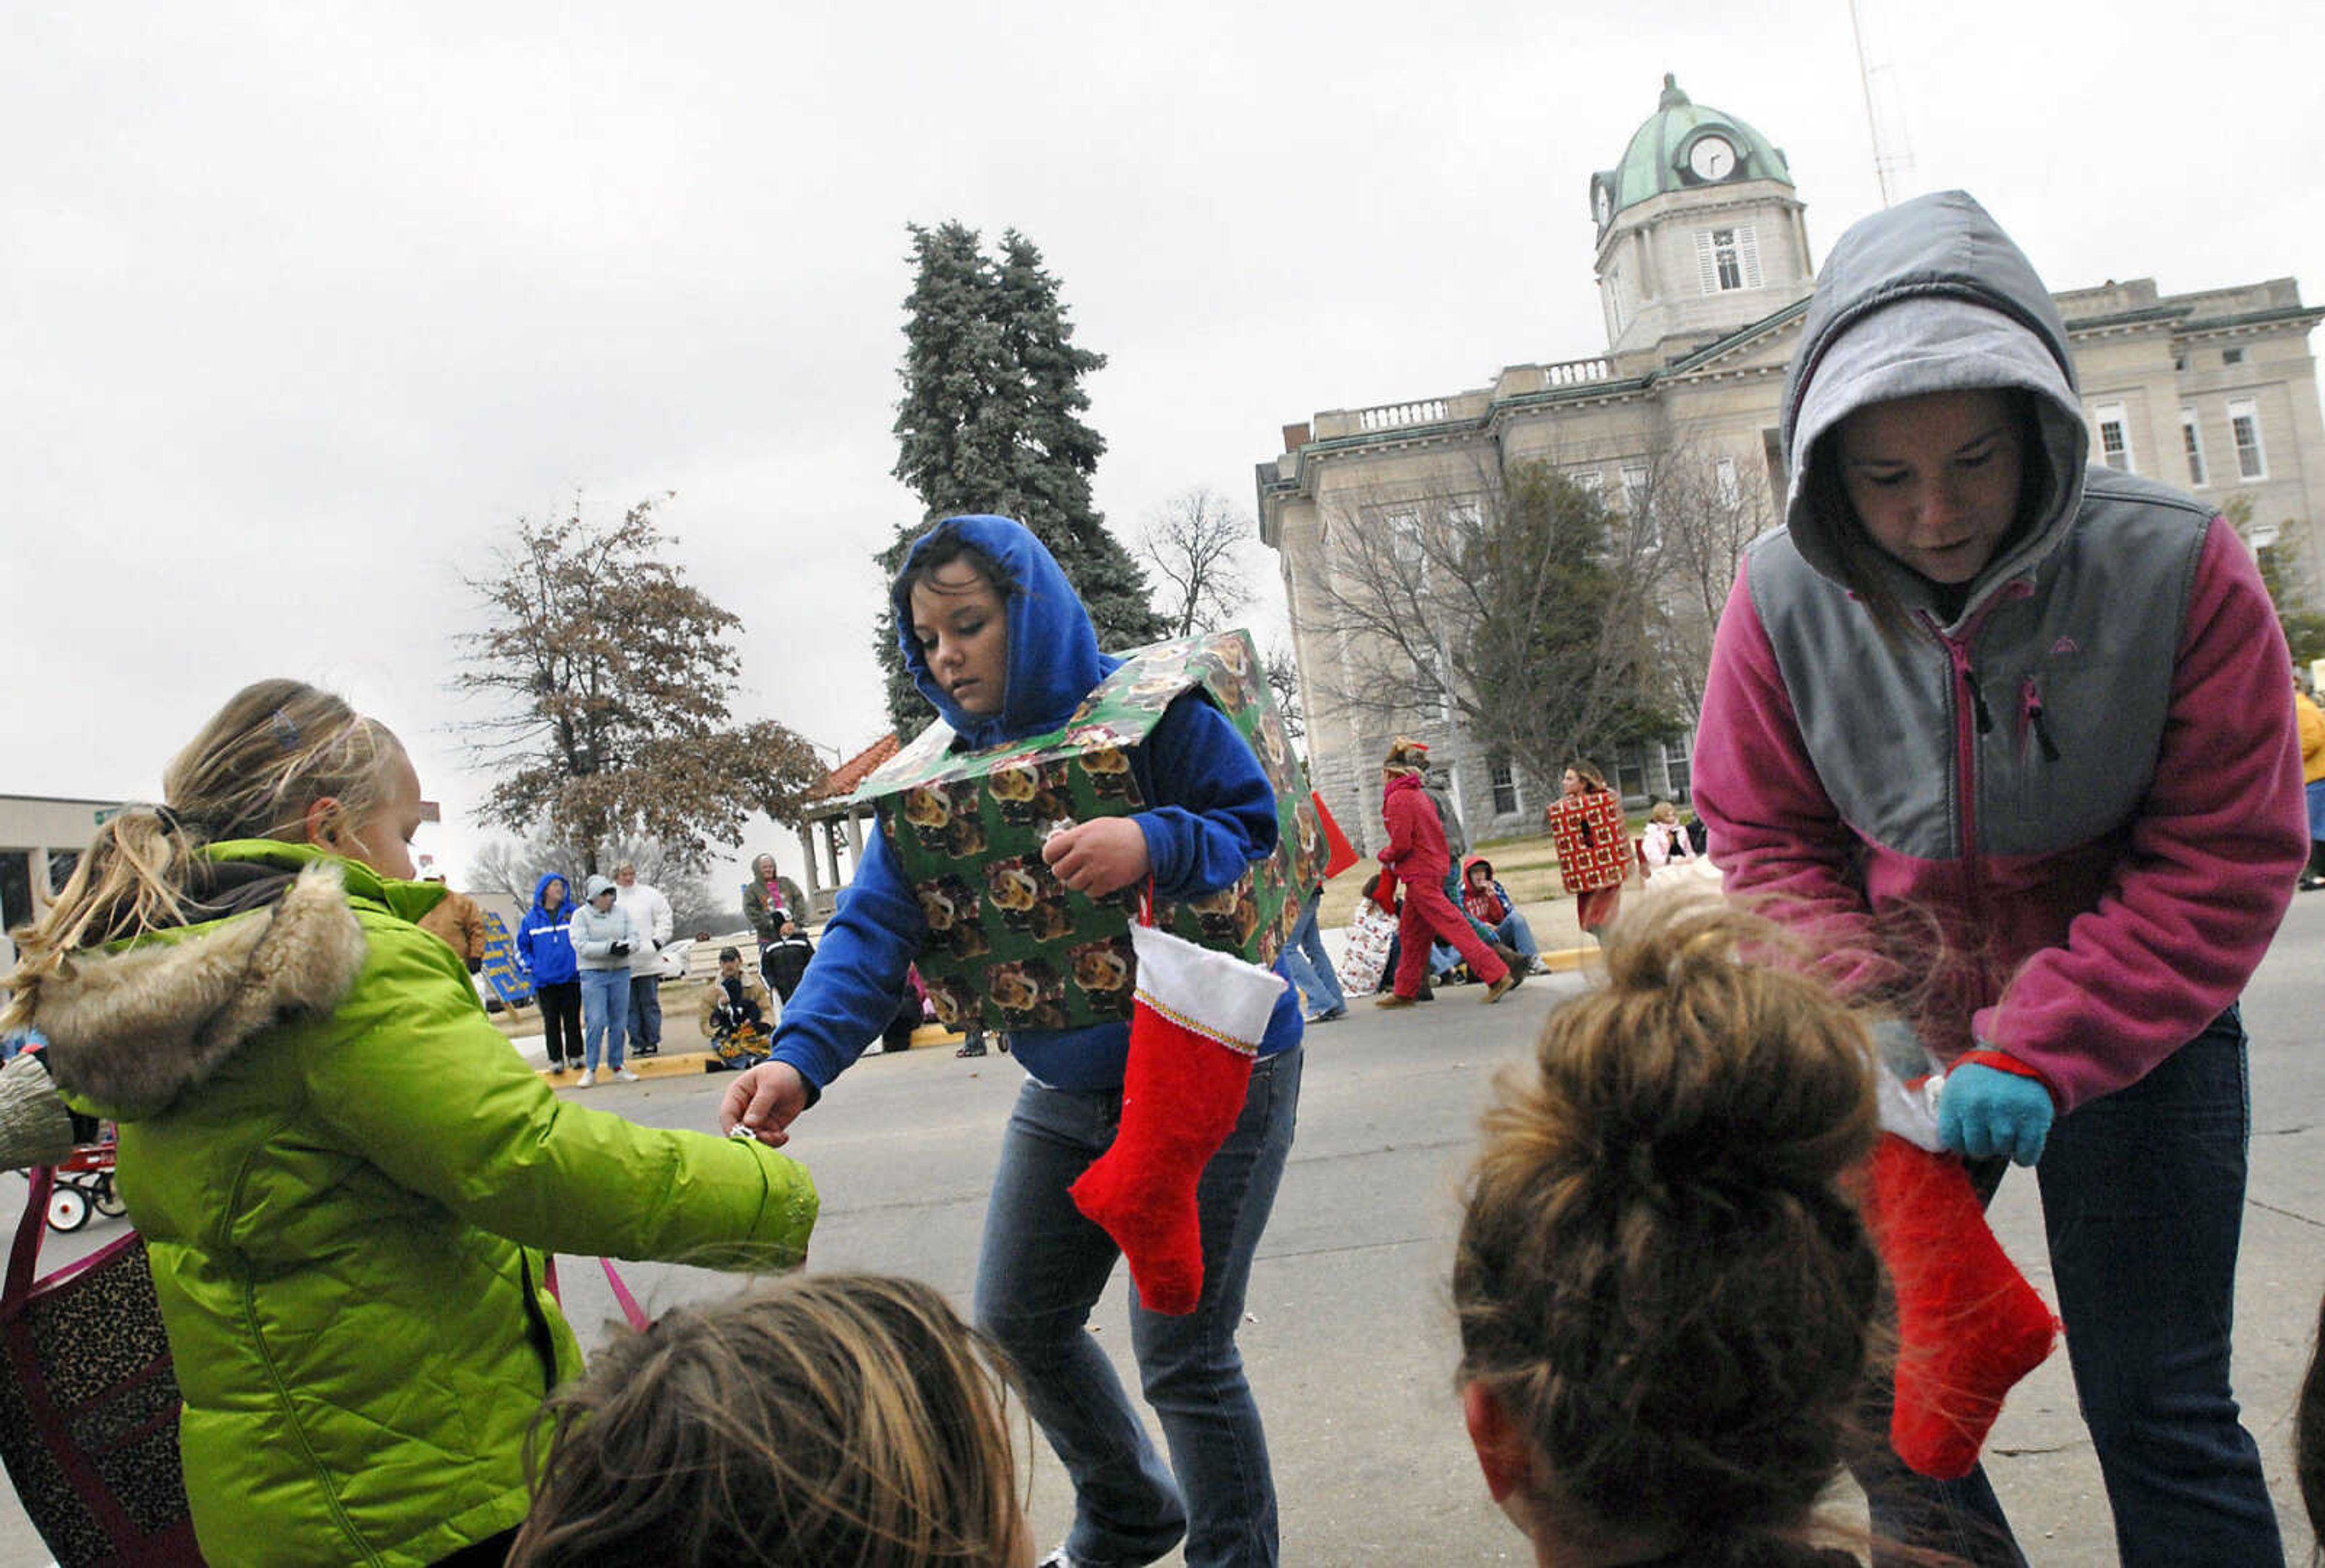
[[1070, 921, 1286, 1316], [1862, 1133, 2061, 1479]]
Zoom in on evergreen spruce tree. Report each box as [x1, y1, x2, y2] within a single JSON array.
[[878, 222, 1162, 736]]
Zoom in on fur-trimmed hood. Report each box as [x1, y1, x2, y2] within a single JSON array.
[[35, 861, 368, 1119]]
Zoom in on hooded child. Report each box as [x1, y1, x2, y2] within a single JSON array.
[[720, 515, 1302, 1568], [516, 872, 582, 1070], [1693, 190, 2304, 1566]]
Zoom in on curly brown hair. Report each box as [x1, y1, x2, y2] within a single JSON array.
[[1453, 895, 1884, 1564], [510, 1274, 1027, 1567]]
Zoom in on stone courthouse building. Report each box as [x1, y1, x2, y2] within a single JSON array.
[[1256, 75, 2325, 854]]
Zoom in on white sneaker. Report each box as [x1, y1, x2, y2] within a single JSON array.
[[613, 1067, 640, 1083], [575, 1070, 596, 1089]]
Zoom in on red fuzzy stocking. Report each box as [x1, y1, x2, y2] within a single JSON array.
[[1863, 1134, 2061, 1479], [1070, 921, 1285, 1316]]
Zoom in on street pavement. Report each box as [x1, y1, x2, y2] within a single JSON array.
[[3, 894, 2320, 1564]]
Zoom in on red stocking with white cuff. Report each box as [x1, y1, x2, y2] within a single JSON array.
[[1070, 921, 1286, 1316], [1862, 1133, 2060, 1479]]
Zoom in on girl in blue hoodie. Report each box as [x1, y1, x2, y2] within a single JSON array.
[[722, 515, 1302, 1568], [515, 873, 582, 1072]]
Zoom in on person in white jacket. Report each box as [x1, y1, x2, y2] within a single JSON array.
[[569, 875, 642, 1087], [613, 862, 675, 1058]]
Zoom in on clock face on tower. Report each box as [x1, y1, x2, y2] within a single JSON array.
[[1687, 134, 1737, 182]]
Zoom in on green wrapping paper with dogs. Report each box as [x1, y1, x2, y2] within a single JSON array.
[[853, 630, 1327, 1034]]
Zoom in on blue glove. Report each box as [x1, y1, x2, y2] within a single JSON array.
[[1936, 1062, 2054, 1167]]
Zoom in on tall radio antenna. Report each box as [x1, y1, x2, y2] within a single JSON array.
[[1847, 0, 1913, 206]]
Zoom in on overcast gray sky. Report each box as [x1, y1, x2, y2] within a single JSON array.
[[6, 0, 2318, 892]]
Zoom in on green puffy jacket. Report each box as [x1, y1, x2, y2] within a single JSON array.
[[32, 842, 818, 1567]]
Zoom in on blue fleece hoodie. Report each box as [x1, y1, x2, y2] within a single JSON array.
[[769, 515, 1301, 1094], [514, 874, 579, 986]]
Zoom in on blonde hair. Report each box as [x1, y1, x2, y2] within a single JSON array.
[[2, 680, 403, 1027], [1382, 735, 1430, 777], [1563, 760, 1611, 793], [1453, 897, 1881, 1563], [510, 1274, 1026, 1567]]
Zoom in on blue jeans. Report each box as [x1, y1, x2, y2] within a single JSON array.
[[1276, 893, 1344, 1016], [627, 972, 662, 1049], [1861, 1008, 2281, 1567], [579, 969, 628, 1070], [974, 1049, 1303, 1568], [1486, 911, 1537, 963]]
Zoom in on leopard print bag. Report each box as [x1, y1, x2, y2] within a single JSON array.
[[0, 1167, 204, 1565]]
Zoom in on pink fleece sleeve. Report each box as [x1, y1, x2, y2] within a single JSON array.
[[1976, 517, 2306, 1107], [1692, 564, 1912, 1001]]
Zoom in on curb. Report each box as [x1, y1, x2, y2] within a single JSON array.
[[538, 1051, 719, 1083]]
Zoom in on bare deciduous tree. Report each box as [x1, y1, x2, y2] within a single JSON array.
[[1302, 454, 1681, 794], [1138, 486, 1257, 638], [1263, 642, 1306, 743], [452, 494, 827, 877], [1623, 424, 1778, 716]]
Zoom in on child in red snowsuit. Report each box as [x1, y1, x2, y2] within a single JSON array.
[[1376, 739, 1515, 1006]]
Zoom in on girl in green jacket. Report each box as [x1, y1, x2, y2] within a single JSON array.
[[2, 679, 819, 1568]]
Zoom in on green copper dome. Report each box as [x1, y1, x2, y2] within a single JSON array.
[[1591, 74, 1792, 230]]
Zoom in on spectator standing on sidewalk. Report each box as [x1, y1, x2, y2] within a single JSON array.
[[613, 861, 673, 1058], [417, 869, 489, 973], [570, 876, 640, 1088], [2296, 673, 2325, 892], [516, 873, 583, 1072], [1280, 791, 1359, 1024]]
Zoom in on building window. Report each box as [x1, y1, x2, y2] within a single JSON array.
[[2173, 353, 2188, 372], [1694, 225, 1761, 294], [2092, 403, 2133, 472], [1386, 510, 1423, 565], [1663, 742, 1692, 803], [0, 851, 30, 935], [1620, 464, 1655, 548], [2181, 408, 2207, 487], [45, 850, 79, 896], [1489, 757, 1518, 815], [2222, 346, 2246, 366], [1714, 455, 1741, 508], [1570, 469, 1605, 504], [2228, 397, 2267, 480], [1615, 752, 1649, 800]]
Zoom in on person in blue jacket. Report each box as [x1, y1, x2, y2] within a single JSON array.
[[515, 872, 582, 1072], [722, 515, 1304, 1568]]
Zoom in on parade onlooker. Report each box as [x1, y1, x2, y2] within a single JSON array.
[[1638, 798, 1701, 879], [2297, 673, 2325, 892], [699, 945, 771, 1041], [570, 875, 640, 1088], [762, 910, 816, 1003], [721, 515, 1303, 1568], [1459, 856, 1541, 973], [613, 861, 673, 1058], [744, 851, 794, 986], [1377, 738, 1514, 1009], [416, 869, 489, 973], [2298, 1288, 2324, 1549], [1693, 189, 2304, 1566], [516, 872, 583, 1072], [1278, 792, 1354, 1024], [511, 1274, 1025, 1568], [0, 679, 817, 1568], [1454, 897, 1879, 1568], [1542, 762, 1628, 940], [1337, 873, 1402, 999]]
